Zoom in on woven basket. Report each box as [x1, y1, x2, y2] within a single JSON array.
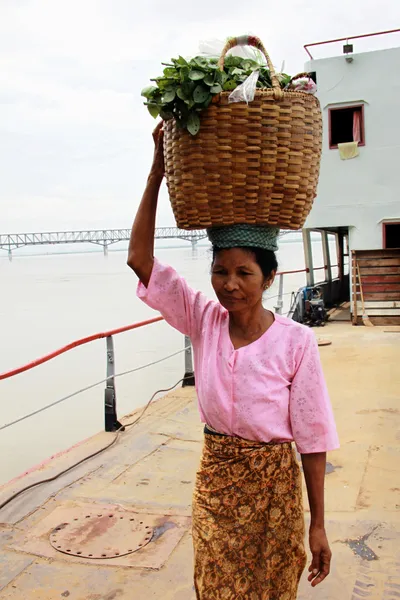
[[163, 36, 322, 231]]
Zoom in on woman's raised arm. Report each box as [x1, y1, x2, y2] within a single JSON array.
[[127, 121, 164, 287]]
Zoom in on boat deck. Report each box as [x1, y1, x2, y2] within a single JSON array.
[[0, 320, 399, 599]]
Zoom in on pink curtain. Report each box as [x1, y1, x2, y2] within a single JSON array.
[[353, 110, 361, 143]]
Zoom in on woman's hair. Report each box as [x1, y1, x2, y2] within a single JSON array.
[[212, 246, 278, 279]]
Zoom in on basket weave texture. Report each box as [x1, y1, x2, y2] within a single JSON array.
[[163, 37, 323, 231]]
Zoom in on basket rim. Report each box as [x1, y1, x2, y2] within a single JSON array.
[[215, 89, 321, 106], [162, 91, 321, 128]]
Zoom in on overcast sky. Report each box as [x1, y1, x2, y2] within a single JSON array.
[[1, 0, 400, 232]]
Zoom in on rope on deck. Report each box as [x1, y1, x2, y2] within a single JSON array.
[[0, 377, 187, 512]]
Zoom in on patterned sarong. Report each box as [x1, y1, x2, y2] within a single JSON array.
[[193, 433, 307, 600]]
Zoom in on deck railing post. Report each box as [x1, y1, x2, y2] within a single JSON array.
[[274, 274, 284, 315], [321, 231, 332, 283], [104, 335, 124, 432], [183, 335, 195, 387], [303, 229, 315, 287]]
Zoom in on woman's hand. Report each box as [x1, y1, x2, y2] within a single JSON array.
[[301, 452, 330, 586], [308, 525, 332, 587], [150, 121, 165, 181]]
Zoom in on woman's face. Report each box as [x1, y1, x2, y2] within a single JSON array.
[[211, 248, 275, 313]]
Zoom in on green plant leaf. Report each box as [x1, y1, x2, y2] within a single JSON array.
[[216, 71, 228, 85], [193, 85, 210, 104], [204, 73, 215, 86], [179, 66, 190, 81], [160, 109, 174, 120], [194, 57, 209, 68], [210, 83, 223, 94], [189, 69, 205, 81], [223, 79, 237, 91], [279, 73, 291, 86], [225, 56, 242, 68], [182, 80, 195, 93], [142, 53, 293, 135], [147, 104, 160, 118], [177, 87, 188, 101], [162, 88, 176, 103], [187, 112, 200, 135], [231, 67, 245, 76], [141, 85, 158, 98], [163, 67, 178, 78]]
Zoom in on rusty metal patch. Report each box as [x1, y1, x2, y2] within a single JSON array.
[[49, 511, 153, 559], [9, 501, 190, 569]]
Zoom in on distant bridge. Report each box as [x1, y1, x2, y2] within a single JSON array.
[[0, 227, 294, 260], [0, 228, 208, 259]]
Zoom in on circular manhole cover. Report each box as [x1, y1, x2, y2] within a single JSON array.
[[49, 512, 154, 559]]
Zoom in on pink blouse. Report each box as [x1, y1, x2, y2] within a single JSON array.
[[137, 258, 339, 454]]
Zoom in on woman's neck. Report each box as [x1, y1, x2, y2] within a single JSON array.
[[229, 304, 270, 336]]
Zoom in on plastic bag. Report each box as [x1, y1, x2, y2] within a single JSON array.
[[198, 37, 295, 104], [199, 37, 263, 105], [198, 37, 265, 65], [228, 69, 260, 104], [286, 76, 317, 95]]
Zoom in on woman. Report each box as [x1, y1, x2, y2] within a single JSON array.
[[127, 122, 339, 600]]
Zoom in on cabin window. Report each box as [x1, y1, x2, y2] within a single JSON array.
[[329, 105, 365, 149], [383, 223, 400, 249]]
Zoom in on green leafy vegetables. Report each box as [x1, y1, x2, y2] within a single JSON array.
[[141, 55, 292, 135]]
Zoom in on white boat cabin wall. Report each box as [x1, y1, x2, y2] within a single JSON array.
[[302, 36, 400, 325]]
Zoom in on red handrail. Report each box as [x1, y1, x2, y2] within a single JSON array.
[[1, 266, 334, 383], [304, 28, 400, 59], [0, 317, 164, 381], [277, 268, 309, 276]]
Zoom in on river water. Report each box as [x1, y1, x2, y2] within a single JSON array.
[[0, 238, 333, 483]]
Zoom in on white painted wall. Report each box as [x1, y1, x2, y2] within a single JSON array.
[[304, 47, 400, 250]]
